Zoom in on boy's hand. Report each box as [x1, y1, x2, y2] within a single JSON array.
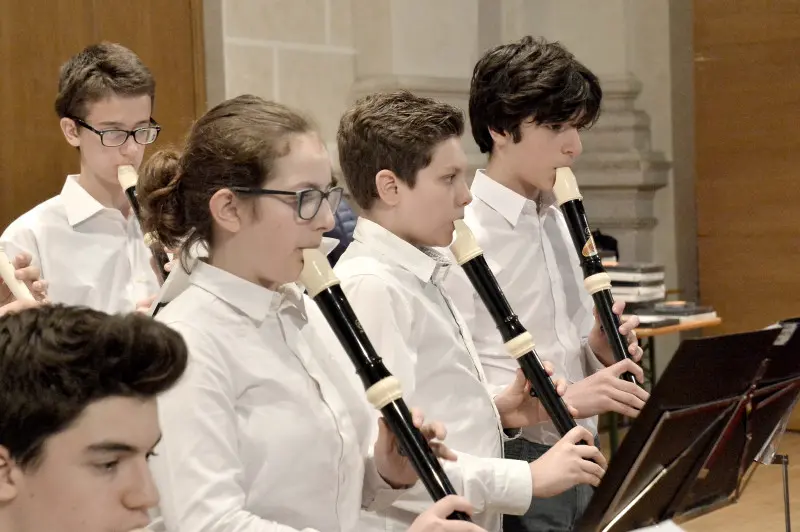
[[0, 252, 48, 305], [529, 426, 607, 497]]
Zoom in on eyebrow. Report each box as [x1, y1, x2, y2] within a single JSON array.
[[442, 166, 465, 174], [85, 434, 162, 455], [95, 120, 151, 128], [291, 179, 336, 190]]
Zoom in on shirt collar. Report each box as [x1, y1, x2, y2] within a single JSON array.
[[352, 217, 451, 284], [150, 239, 341, 321], [60, 175, 107, 227], [319, 236, 340, 256], [190, 261, 306, 324], [470, 169, 557, 227]]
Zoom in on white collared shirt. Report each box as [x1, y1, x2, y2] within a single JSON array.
[[443, 170, 606, 446], [328, 218, 533, 532], [0, 175, 158, 313], [149, 261, 400, 532]]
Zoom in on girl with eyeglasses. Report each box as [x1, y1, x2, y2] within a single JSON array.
[[136, 94, 485, 532]]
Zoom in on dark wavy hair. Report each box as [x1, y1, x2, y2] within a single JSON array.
[[469, 36, 602, 154], [0, 305, 188, 470]]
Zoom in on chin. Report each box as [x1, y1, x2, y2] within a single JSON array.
[[291, 255, 305, 281], [428, 230, 454, 249], [102, 172, 122, 187], [539, 169, 557, 191]]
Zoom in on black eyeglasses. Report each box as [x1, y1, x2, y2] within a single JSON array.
[[231, 186, 344, 221], [68, 116, 161, 147]]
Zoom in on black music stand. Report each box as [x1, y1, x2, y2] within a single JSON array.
[[574, 318, 800, 532]]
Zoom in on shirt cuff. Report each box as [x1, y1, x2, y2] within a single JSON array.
[[582, 337, 608, 375], [502, 427, 523, 442], [484, 456, 533, 515], [361, 456, 413, 512]]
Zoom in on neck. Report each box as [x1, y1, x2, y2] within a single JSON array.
[[484, 157, 541, 201], [0, 512, 19, 532], [75, 165, 131, 216], [209, 240, 280, 291], [362, 209, 421, 248]]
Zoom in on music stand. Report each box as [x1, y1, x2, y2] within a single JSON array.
[[574, 319, 800, 532]]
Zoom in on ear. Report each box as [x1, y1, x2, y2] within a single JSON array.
[[375, 169, 402, 207], [488, 127, 510, 149], [60, 117, 81, 148], [0, 446, 20, 503], [208, 189, 244, 234]]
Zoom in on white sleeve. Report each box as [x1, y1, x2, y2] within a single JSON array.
[[361, 453, 412, 511], [0, 222, 42, 272], [342, 274, 532, 518], [149, 322, 320, 532], [581, 336, 608, 376]]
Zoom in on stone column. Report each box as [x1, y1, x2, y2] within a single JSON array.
[[498, 0, 671, 263]]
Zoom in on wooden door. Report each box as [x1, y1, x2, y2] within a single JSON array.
[[0, 0, 205, 229], [694, 0, 800, 334]]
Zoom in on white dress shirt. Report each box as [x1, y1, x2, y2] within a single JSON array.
[[329, 218, 533, 532], [444, 170, 607, 446], [149, 260, 401, 532], [0, 175, 159, 313]]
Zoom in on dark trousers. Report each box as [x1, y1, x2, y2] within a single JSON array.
[[502, 436, 599, 532]]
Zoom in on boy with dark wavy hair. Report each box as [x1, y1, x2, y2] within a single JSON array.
[[445, 36, 649, 531], [0, 305, 188, 532]]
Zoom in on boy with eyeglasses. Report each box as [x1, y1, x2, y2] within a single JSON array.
[[0, 42, 163, 313]]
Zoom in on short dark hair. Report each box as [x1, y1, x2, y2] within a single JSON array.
[[0, 305, 188, 470], [55, 41, 156, 119], [337, 90, 465, 210], [469, 36, 602, 154]]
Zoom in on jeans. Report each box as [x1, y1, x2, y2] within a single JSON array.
[[502, 436, 599, 532]]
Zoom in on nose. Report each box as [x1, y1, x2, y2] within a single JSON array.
[[119, 134, 142, 159], [315, 197, 336, 232], [456, 177, 472, 208], [562, 127, 583, 159], [122, 461, 160, 512]]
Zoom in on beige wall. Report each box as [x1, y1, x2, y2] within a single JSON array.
[[205, 0, 356, 148]]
